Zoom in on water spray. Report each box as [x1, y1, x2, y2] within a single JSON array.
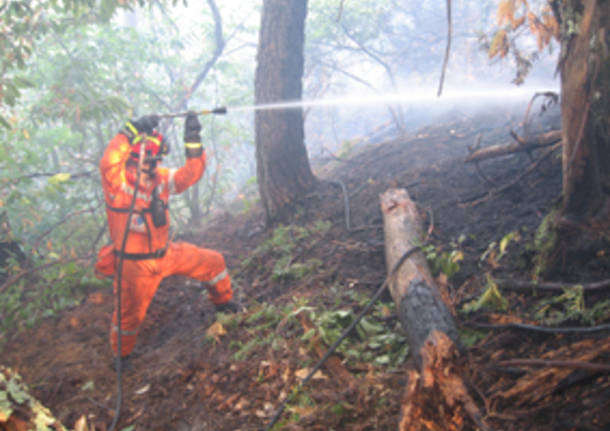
[[155, 87, 558, 118]]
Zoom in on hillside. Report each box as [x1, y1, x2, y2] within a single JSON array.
[[3, 101, 609, 431]]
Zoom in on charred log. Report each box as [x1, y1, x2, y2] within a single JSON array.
[[380, 188, 489, 431]]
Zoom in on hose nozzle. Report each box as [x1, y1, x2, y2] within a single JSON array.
[[201, 106, 227, 115], [158, 107, 228, 118]]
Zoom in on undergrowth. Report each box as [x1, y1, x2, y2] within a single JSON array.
[[216, 288, 409, 370], [0, 263, 108, 351], [239, 221, 331, 282]]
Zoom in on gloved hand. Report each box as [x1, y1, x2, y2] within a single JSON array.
[[184, 112, 203, 158], [215, 300, 239, 313], [184, 111, 202, 142], [122, 115, 160, 142]]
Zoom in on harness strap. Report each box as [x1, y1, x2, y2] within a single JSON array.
[[113, 247, 167, 260], [106, 204, 151, 214], [106, 202, 168, 213]]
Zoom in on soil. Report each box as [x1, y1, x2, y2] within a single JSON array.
[[3, 100, 609, 431]]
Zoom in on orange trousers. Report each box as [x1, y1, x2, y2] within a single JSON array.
[[108, 241, 231, 357]]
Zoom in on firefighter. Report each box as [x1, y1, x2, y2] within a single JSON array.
[[95, 113, 235, 370]]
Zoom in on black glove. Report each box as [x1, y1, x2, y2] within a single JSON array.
[[215, 300, 239, 313], [184, 112, 203, 158], [184, 112, 202, 143]]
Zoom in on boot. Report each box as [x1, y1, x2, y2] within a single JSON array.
[[215, 300, 240, 313], [111, 354, 133, 373]]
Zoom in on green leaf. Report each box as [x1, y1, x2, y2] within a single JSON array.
[[358, 316, 384, 336], [0, 391, 14, 422], [48, 173, 71, 184], [461, 276, 508, 313], [7, 377, 29, 404], [300, 328, 316, 342], [374, 354, 391, 366], [33, 404, 57, 431], [499, 231, 519, 259]]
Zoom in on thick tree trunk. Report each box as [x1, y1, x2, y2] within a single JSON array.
[[536, 0, 609, 275], [380, 189, 488, 431], [255, 0, 316, 224], [558, 0, 610, 226]]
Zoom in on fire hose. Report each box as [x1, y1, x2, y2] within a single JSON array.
[[107, 106, 227, 430], [108, 140, 145, 431]]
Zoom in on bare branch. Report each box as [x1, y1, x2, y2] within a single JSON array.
[[33, 207, 99, 248], [176, 0, 225, 111], [498, 359, 610, 373], [471, 322, 610, 334], [437, 0, 452, 97], [495, 278, 610, 292], [0, 253, 95, 294]]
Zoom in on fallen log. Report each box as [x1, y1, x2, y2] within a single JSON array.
[[464, 129, 561, 163], [0, 365, 69, 431], [380, 188, 489, 431]]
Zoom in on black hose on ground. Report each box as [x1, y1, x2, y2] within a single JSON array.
[[108, 144, 145, 431], [264, 244, 423, 431]]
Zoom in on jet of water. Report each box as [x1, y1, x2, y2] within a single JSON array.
[[228, 87, 559, 113]]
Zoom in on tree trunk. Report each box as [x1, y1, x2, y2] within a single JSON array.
[[559, 0, 610, 226], [255, 0, 316, 224], [380, 189, 488, 431], [536, 0, 609, 275]]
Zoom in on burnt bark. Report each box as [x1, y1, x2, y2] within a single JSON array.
[[380, 188, 459, 360], [380, 188, 487, 431], [255, 0, 316, 224]]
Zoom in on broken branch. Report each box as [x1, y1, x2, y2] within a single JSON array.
[[495, 277, 610, 292], [471, 322, 610, 334], [464, 130, 561, 163], [498, 358, 610, 373]]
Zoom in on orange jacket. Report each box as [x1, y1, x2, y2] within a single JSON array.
[[100, 133, 206, 255]]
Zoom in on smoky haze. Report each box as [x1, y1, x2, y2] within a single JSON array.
[[300, 0, 560, 159], [116, 0, 561, 203]]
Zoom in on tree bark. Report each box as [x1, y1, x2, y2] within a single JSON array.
[[380, 188, 459, 356], [255, 0, 316, 224], [380, 188, 488, 431], [535, 0, 609, 276], [558, 0, 609, 226]]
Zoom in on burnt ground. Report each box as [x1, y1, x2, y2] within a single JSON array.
[[2, 101, 610, 431]]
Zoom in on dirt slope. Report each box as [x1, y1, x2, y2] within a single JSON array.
[[3, 100, 609, 431]]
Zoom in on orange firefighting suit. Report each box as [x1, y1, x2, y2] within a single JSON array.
[[95, 132, 232, 357]]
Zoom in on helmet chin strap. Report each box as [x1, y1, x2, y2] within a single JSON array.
[[141, 155, 161, 177]]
